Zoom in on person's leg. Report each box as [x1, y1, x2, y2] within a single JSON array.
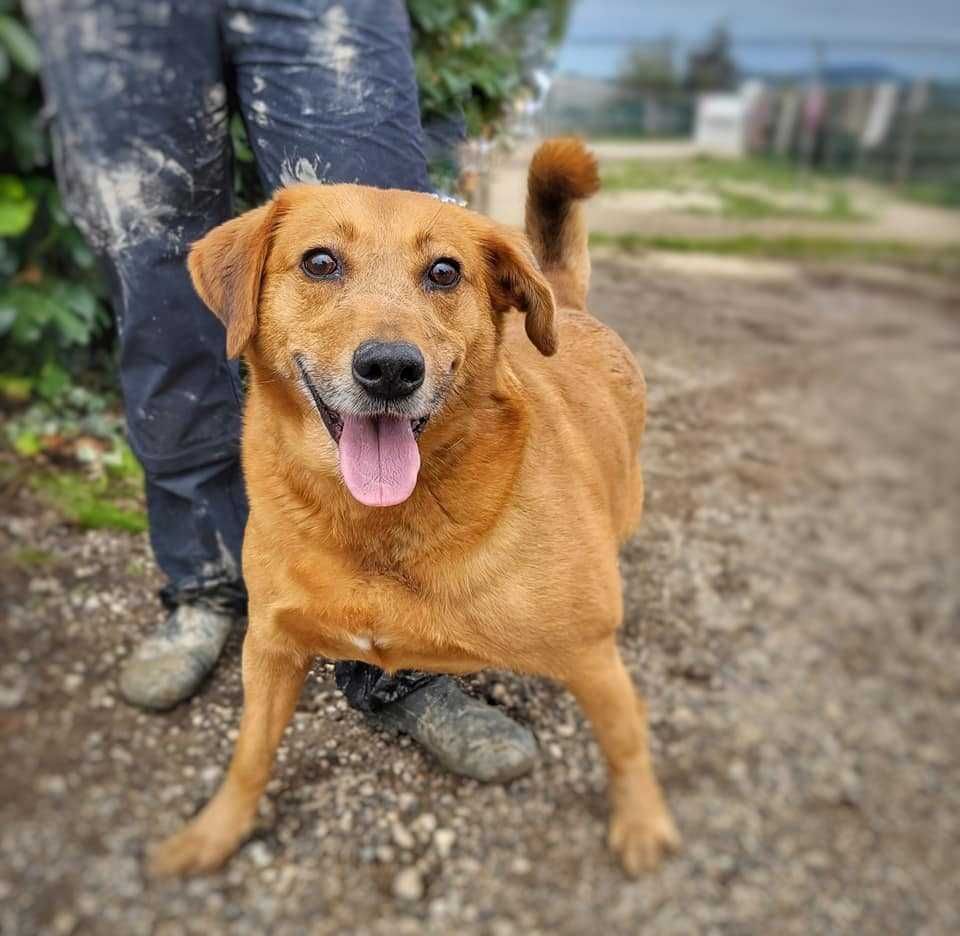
[[222, 0, 431, 192], [26, 0, 246, 708], [221, 0, 536, 780]]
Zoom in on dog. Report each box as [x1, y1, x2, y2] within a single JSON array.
[[149, 138, 679, 877]]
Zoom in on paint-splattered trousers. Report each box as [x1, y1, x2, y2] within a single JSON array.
[[26, 0, 448, 710]]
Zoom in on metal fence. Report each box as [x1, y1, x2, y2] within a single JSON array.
[[541, 36, 960, 201]]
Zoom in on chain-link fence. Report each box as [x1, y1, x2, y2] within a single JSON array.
[[541, 36, 960, 203]]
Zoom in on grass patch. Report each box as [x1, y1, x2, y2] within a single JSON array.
[[688, 155, 812, 191], [9, 546, 54, 567], [902, 180, 960, 210], [28, 442, 147, 534], [590, 232, 960, 276], [601, 156, 869, 222], [601, 155, 817, 194], [710, 187, 784, 219], [825, 190, 860, 221], [125, 557, 149, 577], [31, 471, 147, 533], [601, 159, 690, 193]]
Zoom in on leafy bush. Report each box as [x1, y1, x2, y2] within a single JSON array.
[[0, 1, 109, 398], [410, 0, 571, 135]]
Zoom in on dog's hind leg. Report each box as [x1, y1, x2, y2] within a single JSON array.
[[149, 626, 310, 876], [562, 638, 680, 875]]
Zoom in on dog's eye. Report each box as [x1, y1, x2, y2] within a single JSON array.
[[427, 259, 461, 289], [301, 249, 340, 279]]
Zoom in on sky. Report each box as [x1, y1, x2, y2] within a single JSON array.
[[555, 0, 960, 80]]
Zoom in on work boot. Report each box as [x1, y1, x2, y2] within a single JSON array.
[[119, 603, 234, 711], [370, 676, 539, 783]]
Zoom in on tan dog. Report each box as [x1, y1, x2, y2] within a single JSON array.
[[150, 138, 679, 877]]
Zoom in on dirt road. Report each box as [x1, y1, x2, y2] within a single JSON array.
[[2, 254, 959, 935]]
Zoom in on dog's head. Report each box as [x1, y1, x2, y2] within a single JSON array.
[[189, 184, 556, 507]]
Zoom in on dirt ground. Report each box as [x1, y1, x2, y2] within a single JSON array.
[[2, 253, 959, 935]]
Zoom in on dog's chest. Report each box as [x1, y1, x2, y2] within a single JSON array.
[[312, 566, 523, 672]]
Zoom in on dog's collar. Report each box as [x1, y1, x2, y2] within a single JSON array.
[[428, 191, 467, 208]]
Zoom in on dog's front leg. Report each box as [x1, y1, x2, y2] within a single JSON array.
[[563, 638, 680, 875], [149, 625, 310, 877]]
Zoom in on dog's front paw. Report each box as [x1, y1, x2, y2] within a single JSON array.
[[149, 809, 253, 877], [608, 790, 680, 875]]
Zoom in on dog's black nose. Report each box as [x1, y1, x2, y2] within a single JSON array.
[[352, 340, 425, 400]]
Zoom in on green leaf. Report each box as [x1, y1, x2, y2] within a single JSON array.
[[0, 14, 41, 74], [36, 360, 69, 400], [104, 440, 144, 483], [0, 174, 38, 235], [50, 304, 90, 346], [0, 199, 36, 235], [230, 114, 254, 163], [0, 373, 33, 402], [64, 230, 96, 270], [7, 105, 50, 171], [65, 287, 98, 324], [0, 240, 15, 278], [12, 429, 41, 457], [31, 472, 148, 533]]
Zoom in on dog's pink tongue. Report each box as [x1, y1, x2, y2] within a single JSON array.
[[338, 415, 421, 507]]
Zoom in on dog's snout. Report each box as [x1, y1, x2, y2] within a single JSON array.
[[352, 340, 425, 400]]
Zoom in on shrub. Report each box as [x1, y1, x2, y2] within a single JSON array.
[[0, 1, 109, 397]]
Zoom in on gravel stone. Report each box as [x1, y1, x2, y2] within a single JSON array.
[[392, 867, 425, 902]]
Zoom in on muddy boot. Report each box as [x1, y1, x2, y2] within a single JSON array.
[[119, 604, 235, 711], [370, 676, 539, 783]]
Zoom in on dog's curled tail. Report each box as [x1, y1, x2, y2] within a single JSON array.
[[525, 137, 600, 310]]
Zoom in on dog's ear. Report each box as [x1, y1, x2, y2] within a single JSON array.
[[188, 200, 280, 359], [482, 226, 558, 356]]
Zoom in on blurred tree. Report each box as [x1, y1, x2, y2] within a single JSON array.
[[615, 38, 679, 136], [409, 0, 572, 136], [617, 38, 678, 96], [684, 24, 738, 92]]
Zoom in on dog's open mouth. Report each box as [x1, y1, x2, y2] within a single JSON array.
[[297, 359, 428, 508]]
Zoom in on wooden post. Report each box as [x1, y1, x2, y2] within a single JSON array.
[[895, 81, 929, 188]]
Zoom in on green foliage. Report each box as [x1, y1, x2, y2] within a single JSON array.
[[0, 174, 36, 234], [617, 40, 679, 96], [3, 381, 126, 455], [600, 156, 869, 221], [8, 385, 148, 532], [684, 23, 737, 92], [616, 24, 737, 100], [0, 11, 40, 73], [590, 231, 960, 276], [409, 0, 571, 136], [903, 179, 960, 209], [231, 112, 265, 212], [31, 468, 148, 533], [8, 546, 54, 567], [0, 3, 110, 387]]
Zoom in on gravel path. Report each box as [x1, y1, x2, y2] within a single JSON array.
[[2, 254, 959, 935]]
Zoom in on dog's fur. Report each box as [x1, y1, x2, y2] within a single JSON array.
[[150, 138, 679, 876]]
